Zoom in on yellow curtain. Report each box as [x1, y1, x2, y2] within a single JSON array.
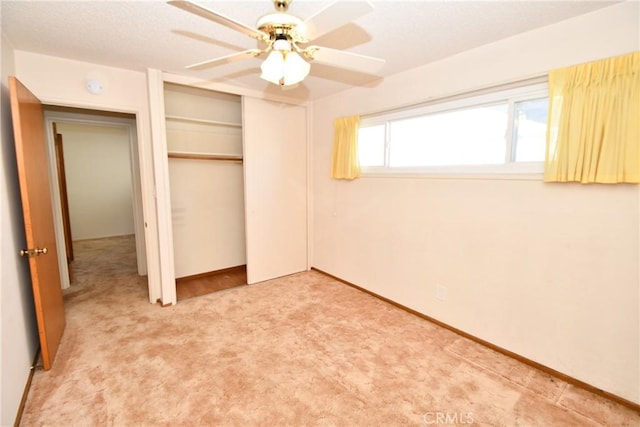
[[331, 115, 361, 180], [544, 51, 639, 183]]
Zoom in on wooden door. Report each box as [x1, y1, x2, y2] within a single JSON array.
[[242, 97, 308, 284], [53, 127, 74, 263], [9, 76, 65, 370]]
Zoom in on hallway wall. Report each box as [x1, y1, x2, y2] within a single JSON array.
[[56, 122, 135, 240]]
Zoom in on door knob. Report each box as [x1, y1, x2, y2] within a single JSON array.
[[20, 247, 48, 257]]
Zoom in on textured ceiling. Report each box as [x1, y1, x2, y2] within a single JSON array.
[[1, 0, 622, 101]]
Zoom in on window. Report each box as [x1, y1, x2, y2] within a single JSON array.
[[358, 83, 548, 175], [511, 97, 548, 163]]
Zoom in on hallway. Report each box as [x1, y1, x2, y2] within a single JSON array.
[[64, 234, 148, 306]]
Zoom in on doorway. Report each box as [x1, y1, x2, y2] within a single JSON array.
[[43, 106, 147, 291]]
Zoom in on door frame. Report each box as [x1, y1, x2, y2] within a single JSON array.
[[43, 110, 147, 289], [149, 70, 316, 306], [153, 72, 313, 291], [26, 97, 161, 304]]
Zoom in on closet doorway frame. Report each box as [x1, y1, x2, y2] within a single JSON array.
[[148, 70, 314, 306]]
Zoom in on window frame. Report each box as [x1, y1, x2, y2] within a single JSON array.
[[358, 82, 548, 177]]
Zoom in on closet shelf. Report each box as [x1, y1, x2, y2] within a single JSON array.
[[168, 152, 243, 162], [166, 115, 242, 128]]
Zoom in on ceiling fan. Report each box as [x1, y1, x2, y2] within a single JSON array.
[[168, 0, 386, 86]]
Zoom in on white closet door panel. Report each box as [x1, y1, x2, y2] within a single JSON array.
[[242, 97, 307, 284]]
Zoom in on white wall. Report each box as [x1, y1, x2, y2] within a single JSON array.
[[0, 33, 39, 426], [13, 51, 162, 303], [312, 2, 640, 404], [56, 122, 135, 240]]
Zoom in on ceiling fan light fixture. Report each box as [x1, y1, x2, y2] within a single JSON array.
[[283, 50, 310, 85], [170, 0, 384, 86], [260, 50, 286, 85], [260, 50, 309, 86]]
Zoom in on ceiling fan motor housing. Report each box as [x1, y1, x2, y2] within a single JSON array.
[[257, 12, 307, 45]]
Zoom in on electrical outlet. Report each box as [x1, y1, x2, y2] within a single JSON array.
[[436, 285, 446, 301]]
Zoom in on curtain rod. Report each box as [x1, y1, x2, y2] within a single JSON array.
[[361, 74, 548, 120]]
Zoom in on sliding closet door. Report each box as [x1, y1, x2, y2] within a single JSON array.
[[242, 97, 307, 284]]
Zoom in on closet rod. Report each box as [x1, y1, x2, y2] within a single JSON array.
[[168, 152, 243, 163]]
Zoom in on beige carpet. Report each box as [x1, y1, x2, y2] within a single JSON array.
[[20, 235, 639, 426]]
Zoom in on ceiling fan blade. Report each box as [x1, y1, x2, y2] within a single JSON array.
[[307, 46, 385, 75], [185, 49, 263, 70], [300, 0, 374, 41], [168, 1, 268, 41]]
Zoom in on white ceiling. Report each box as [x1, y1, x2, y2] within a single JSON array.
[[1, 0, 622, 101]]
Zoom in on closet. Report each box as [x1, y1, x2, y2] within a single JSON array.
[[164, 83, 246, 281], [147, 69, 309, 305]]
